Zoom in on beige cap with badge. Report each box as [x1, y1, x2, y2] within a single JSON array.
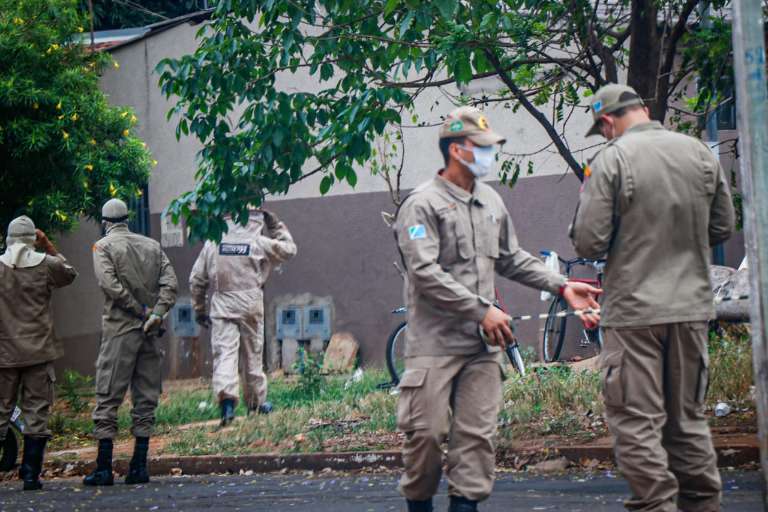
[[439, 106, 506, 146], [586, 84, 645, 137]]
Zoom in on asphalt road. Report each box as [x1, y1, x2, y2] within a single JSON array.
[[0, 471, 763, 511]]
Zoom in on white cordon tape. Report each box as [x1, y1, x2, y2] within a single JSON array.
[[508, 294, 751, 323]]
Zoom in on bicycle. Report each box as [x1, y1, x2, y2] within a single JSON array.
[[540, 253, 605, 363], [385, 262, 527, 385], [0, 406, 25, 471]]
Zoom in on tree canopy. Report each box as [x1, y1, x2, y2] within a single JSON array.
[[158, 0, 735, 242], [0, 0, 152, 235]]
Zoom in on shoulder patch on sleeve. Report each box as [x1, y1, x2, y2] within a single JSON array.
[[408, 225, 427, 240]]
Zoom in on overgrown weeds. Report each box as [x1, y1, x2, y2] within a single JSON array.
[[47, 325, 756, 456]]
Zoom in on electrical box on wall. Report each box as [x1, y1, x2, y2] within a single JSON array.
[[276, 306, 303, 339], [303, 306, 331, 340], [171, 303, 199, 338]]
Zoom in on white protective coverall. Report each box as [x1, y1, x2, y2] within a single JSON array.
[[189, 211, 296, 408]]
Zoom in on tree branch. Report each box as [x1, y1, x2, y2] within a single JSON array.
[[485, 50, 584, 181]]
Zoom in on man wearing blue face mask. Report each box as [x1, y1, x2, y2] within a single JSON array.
[[393, 106, 601, 512]]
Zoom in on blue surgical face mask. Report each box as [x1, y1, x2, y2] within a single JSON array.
[[458, 145, 497, 178]]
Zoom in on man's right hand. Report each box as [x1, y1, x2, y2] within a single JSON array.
[[261, 209, 280, 231], [480, 306, 514, 349], [34, 229, 57, 256], [195, 312, 212, 329]]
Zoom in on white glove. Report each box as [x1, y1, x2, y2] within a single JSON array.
[[142, 313, 163, 334]]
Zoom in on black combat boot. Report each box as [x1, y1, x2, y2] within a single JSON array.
[[220, 398, 236, 427], [125, 436, 150, 485], [248, 402, 274, 415], [406, 498, 433, 512], [83, 438, 114, 486], [448, 496, 478, 512], [19, 436, 47, 491]]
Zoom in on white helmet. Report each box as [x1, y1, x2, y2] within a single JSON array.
[[101, 199, 129, 223]]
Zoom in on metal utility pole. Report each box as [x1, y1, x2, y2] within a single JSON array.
[[731, 0, 768, 507]]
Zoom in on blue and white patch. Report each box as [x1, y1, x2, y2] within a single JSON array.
[[408, 224, 427, 240], [592, 100, 603, 113]]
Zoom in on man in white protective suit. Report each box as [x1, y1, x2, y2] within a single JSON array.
[[190, 210, 296, 426]]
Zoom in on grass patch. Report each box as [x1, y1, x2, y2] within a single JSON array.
[[47, 325, 756, 456]]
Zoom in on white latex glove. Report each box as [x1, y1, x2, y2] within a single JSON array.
[[142, 313, 163, 334]]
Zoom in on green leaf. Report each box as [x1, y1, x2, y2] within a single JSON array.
[[384, 0, 400, 16], [434, 0, 458, 19], [319, 175, 333, 195]]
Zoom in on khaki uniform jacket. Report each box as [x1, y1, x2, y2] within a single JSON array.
[[0, 254, 77, 367], [395, 175, 566, 356], [571, 121, 735, 327], [93, 224, 178, 337], [189, 213, 297, 319]]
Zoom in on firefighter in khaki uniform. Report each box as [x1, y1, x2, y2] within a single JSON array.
[[189, 210, 296, 426], [0, 216, 77, 491], [572, 84, 735, 512], [394, 107, 601, 512], [83, 199, 178, 487]]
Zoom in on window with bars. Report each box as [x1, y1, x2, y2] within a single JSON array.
[[128, 185, 150, 236]]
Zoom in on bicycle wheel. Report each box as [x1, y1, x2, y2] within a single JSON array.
[[506, 344, 526, 377], [386, 321, 407, 385], [587, 326, 603, 352], [0, 428, 18, 471], [541, 296, 568, 362]]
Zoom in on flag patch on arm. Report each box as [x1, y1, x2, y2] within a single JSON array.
[[408, 224, 427, 240]]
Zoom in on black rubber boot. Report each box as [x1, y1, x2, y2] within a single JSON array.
[[406, 498, 433, 512], [448, 496, 478, 512], [83, 438, 114, 486], [220, 399, 236, 427], [125, 436, 150, 485], [19, 436, 46, 491]]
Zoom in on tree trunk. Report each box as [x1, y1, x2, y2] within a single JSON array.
[[627, 0, 665, 120]]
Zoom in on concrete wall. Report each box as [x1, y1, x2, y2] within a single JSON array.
[[50, 19, 747, 378]]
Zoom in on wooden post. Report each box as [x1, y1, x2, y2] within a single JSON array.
[[731, 1, 768, 507]]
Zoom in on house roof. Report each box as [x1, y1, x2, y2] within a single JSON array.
[[75, 9, 213, 52]]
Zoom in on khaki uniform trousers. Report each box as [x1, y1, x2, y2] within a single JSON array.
[[211, 314, 267, 408], [93, 329, 163, 439], [0, 363, 55, 440], [397, 351, 503, 502], [601, 322, 721, 512]]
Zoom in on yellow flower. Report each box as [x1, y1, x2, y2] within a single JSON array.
[[62, 130, 69, 140], [77, 26, 84, 33], [113, 60, 120, 69], [90, 138, 97, 145], [13, 17, 24, 25], [130, 115, 138, 124], [109, 183, 117, 197], [136, 189, 143, 197], [55, 210, 68, 222], [122, 129, 130, 137], [56, 101, 62, 110], [71, 113, 79, 121], [120, 111, 129, 118], [84, 164, 94, 172], [152, 159, 158, 167], [57, 114, 64, 120]]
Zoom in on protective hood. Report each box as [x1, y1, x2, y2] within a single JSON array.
[[0, 240, 45, 269], [224, 211, 265, 240]]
